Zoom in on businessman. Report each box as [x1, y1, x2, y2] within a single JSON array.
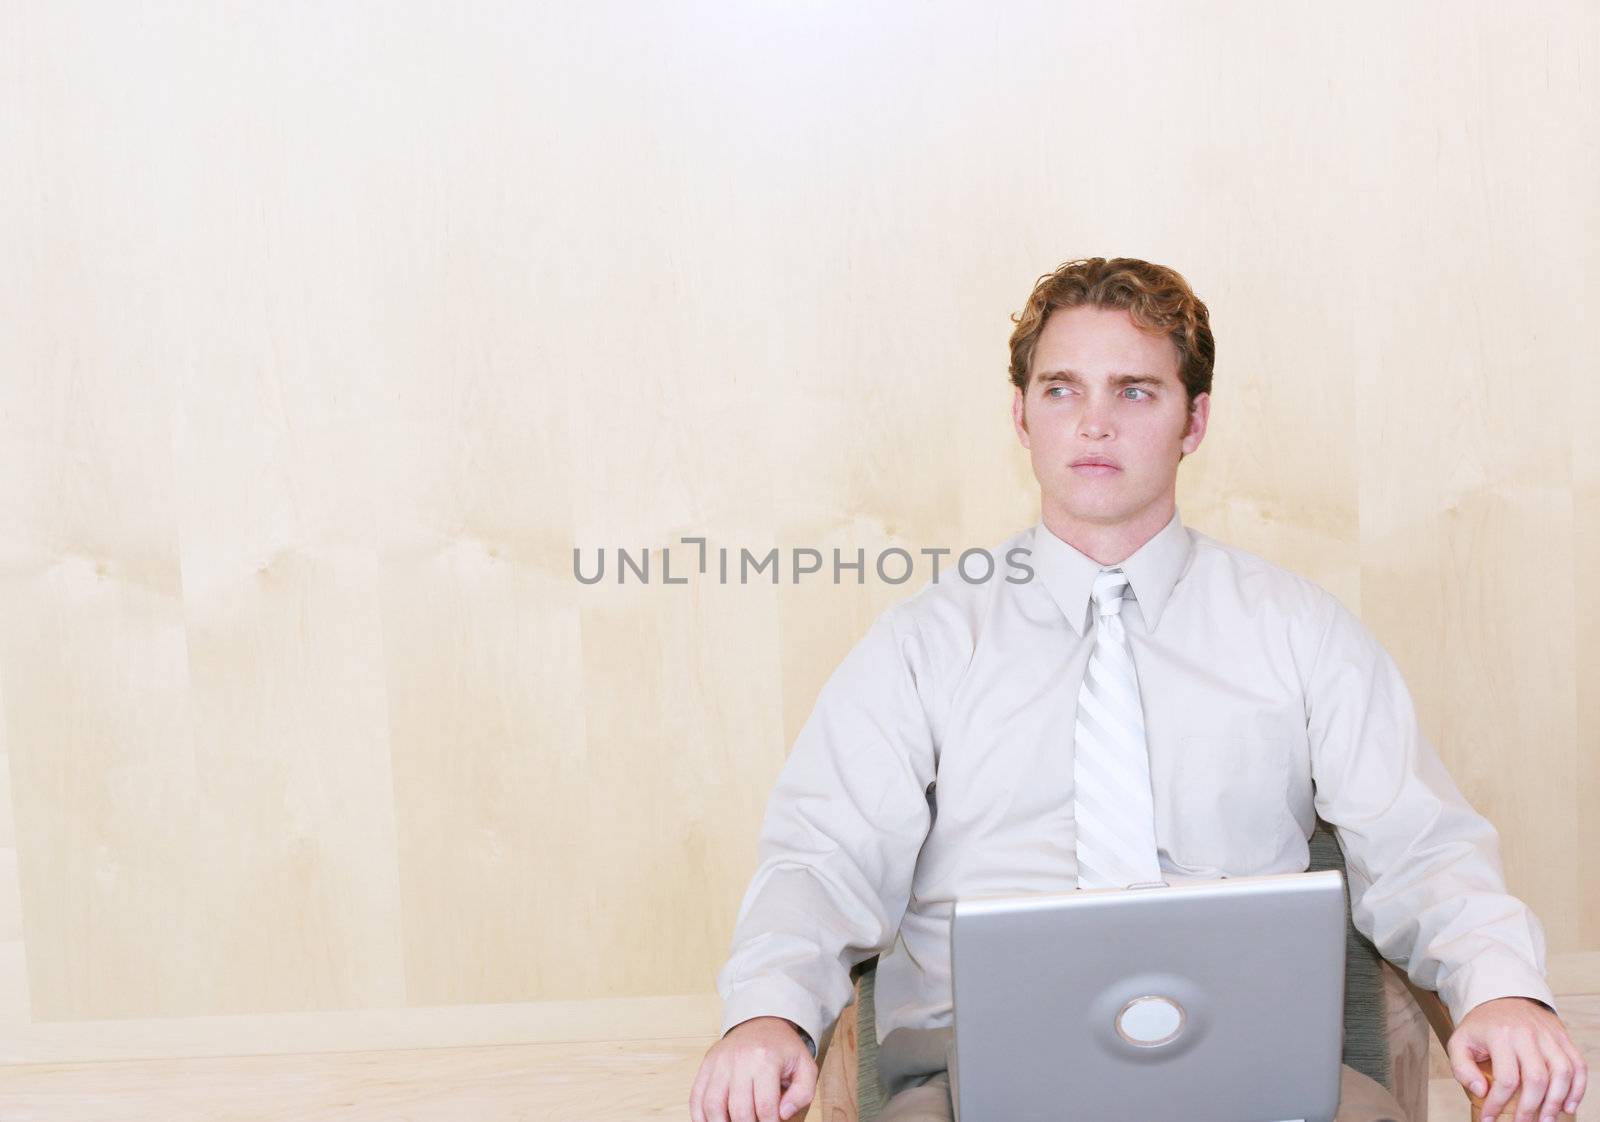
[[690, 257, 1587, 1122]]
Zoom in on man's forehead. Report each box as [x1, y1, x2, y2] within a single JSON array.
[[1031, 310, 1182, 381]]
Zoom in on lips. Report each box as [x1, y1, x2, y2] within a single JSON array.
[[1070, 457, 1121, 475]]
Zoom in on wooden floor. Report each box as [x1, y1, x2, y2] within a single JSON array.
[[1, 995, 1594, 1121]]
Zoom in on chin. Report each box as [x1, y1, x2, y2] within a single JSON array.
[[1052, 498, 1134, 526]]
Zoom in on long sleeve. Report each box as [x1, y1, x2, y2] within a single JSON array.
[[1304, 591, 1556, 1025], [715, 604, 940, 1049]]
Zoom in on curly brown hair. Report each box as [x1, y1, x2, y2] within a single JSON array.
[[1007, 257, 1215, 403]]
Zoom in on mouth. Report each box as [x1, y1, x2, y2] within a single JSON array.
[[1070, 458, 1121, 476]]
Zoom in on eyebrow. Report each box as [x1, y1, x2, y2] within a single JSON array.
[[1034, 370, 1166, 386]]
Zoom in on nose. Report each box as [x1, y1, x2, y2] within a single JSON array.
[[1078, 393, 1114, 440]]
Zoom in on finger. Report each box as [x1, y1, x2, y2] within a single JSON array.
[[1562, 1040, 1587, 1115], [1481, 1039, 1520, 1122], [705, 1071, 733, 1122], [1447, 1031, 1489, 1098], [752, 1064, 783, 1122], [690, 1060, 710, 1122], [1514, 1039, 1548, 1122], [1537, 1041, 1573, 1122], [780, 1057, 819, 1120], [727, 1069, 757, 1122]]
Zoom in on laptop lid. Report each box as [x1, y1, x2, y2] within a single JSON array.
[[949, 870, 1347, 1122]]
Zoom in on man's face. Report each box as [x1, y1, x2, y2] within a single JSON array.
[[1011, 304, 1209, 530]]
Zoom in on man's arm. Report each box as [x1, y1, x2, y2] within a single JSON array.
[[1303, 591, 1585, 1121], [693, 605, 938, 1122], [714, 604, 939, 1052]]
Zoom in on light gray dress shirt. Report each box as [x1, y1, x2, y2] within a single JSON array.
[[715, 508, 1555, 1053]]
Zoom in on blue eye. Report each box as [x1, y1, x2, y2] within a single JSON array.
[[1122, 387, 1150, 400]]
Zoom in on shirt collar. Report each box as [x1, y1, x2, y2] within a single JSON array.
[[1030, 508, 1194, 636]]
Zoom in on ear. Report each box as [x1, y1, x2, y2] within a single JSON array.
[[1012, 386, 1031, 449], [1180, 392, 1209, 454]]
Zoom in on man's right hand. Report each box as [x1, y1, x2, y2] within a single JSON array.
[[689, 1015, 819, 1122]]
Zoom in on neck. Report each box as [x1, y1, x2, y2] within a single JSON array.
[[1042, 496, 1176, 566]]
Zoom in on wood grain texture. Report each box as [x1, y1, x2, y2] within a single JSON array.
[[808, 995, 858, 1122], [0, 1035, 717, 1122], [0, 0, 1594, 1067]]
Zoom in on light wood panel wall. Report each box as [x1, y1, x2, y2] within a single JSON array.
[[0, 0, 1594, 1063]]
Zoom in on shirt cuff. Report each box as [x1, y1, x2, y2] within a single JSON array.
[[719, 972, 832, 1057], [1435, 948, 1559, 1026]]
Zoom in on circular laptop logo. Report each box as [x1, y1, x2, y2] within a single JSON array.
[[1114, 995, 1186, 1047]]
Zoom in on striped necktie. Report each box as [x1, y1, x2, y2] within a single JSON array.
[[1072, 568, 1163, 889]]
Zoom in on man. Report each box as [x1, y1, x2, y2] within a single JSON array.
[[689, 258, 1588, 1122]]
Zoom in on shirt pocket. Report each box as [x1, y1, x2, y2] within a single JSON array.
[[1161, 735, 1297, 875]]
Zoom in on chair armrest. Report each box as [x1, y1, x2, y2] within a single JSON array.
[[1403, 977, 1457, 1052], [804, 979, 862, 1122]]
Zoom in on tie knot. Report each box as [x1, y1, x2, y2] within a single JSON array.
[[1092, 568, 1130, 617]]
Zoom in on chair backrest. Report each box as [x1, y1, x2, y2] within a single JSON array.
[[1310, 816, 1391, 1090], [851, 818, 1392, 1120]]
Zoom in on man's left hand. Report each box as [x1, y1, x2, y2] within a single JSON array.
[[1446, 996, 1588, 1122]]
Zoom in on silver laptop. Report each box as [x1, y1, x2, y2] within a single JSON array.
[[949, 870, 1347, 1122]]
